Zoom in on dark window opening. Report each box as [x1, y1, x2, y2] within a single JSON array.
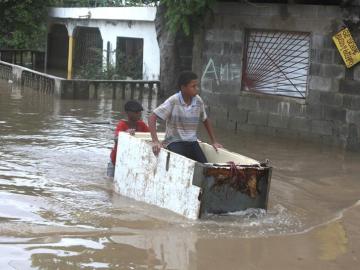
[[116, 37, 143, 80], [73, 27, 103, 79]]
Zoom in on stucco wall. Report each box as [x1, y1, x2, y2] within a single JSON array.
[[199, 2, 360, 150]]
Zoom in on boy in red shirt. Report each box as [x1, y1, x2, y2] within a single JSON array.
[[108, 100, 149, 175]]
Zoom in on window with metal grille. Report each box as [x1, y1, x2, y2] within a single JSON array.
[[116, 37, 143, 79], [242, 30, 310, 98]]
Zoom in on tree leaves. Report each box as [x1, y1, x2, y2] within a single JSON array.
[[161, 0, 216, 35], [0, 0, 51, 49]]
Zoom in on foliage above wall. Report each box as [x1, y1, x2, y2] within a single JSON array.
[[0, 0, 54, 49], [159, 0, 216, 35]]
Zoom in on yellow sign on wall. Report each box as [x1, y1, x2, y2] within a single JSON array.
[[332, 28, 360, 68]]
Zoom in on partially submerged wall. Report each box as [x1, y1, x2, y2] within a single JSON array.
[[0, 60, 160, 100], [198, 2, 360, 150]]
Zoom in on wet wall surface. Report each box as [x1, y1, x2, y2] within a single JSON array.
[[0, 80, 360, 269]]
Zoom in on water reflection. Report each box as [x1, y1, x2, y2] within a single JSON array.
[[10, 81, 22, 100]]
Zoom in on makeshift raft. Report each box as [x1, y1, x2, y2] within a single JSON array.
[[113, 132, 272, 220]]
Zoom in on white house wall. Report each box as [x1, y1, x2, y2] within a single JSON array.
[[48, 7, 160, 80], [49, 7, 156, 21], [99, 20, 159, 80]]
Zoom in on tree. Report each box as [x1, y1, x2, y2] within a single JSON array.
[[152, 0, 216, 95], [159, 0, 216, 35], [0, 0, 54, 49]]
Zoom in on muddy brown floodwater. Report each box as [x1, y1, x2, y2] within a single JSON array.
[[0, 80, 359, 270]]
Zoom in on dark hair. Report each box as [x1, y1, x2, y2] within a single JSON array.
[[124, 100, 143, 112], [177, 71, 198, 89]]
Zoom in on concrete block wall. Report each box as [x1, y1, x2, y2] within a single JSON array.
[[199, 2, 360, 150]]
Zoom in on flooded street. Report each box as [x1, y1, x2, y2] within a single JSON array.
[[0, 79, 360, 270]]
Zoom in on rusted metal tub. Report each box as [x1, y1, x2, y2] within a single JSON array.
[[113, 132, 272, 219]]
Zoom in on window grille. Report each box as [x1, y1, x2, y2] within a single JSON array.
[[116, 37, 144, 79], [242, 30, 310, 98]]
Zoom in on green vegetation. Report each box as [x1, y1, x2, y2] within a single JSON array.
[[0, 0, 53, 49], [75, 47, 104, 79], [75, 48, 143, 80], [160, 0, 216, 35], [116, 52, 143, 79]]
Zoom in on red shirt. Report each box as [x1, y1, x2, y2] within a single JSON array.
[[110, 120, 149, 165]]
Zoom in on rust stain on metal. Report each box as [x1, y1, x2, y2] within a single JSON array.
[[204, 163, 265, 198]]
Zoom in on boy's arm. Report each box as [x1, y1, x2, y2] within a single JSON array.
[[203, 118, 223, 151], [148, 113, 162, 155]]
